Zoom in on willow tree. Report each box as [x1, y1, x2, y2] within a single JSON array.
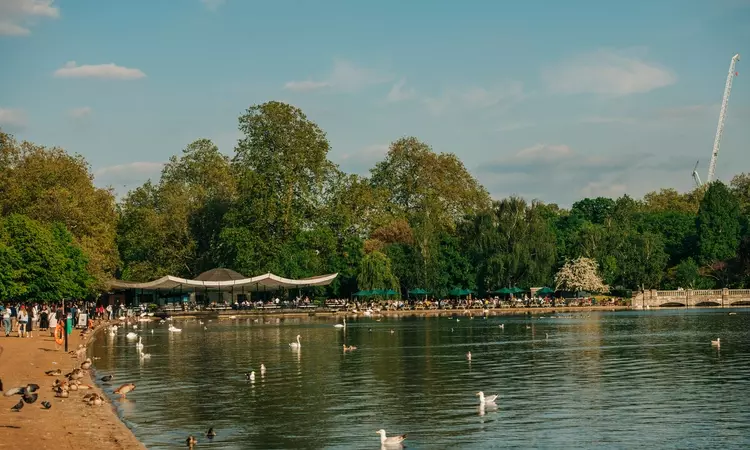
[[461, 197, 557, 293], [357, 251, 399, 292]]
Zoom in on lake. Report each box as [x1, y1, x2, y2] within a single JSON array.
[[89, 309, 750, 449]]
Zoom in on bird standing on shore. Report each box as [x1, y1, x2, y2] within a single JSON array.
[[45, 369, 62, 376]]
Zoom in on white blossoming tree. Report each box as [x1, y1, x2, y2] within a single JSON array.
[[555, 257, 609, 294]]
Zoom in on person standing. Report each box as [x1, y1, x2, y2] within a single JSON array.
[[17, 306, 28, 338], [48, 306, 58, 336], [26, 304, 34, 338], [40, 305, 49, 331]]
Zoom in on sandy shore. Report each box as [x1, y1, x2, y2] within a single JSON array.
[[0, 320, 145, 450]]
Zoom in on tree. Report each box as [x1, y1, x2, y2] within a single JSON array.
[[617, 232, 669, 290], [696, 181, 741, 265], [570, 197, 616, 224], [642, 188, 702, 214], [0, 132, 118, 290], [357, 251, 399, 292], [555, 257, 608, 293]]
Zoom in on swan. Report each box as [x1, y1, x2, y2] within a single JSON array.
[[248, 371, 255, 381], [136, 337, 144, 349], [126, 332, 137, 339], [139, 350, 151, 359], [289, 335, 301, 349], [168, 325, 182, 332], [476, 391, 498, 405], [377, 429, 407, 446], [711, 338, 720, 347], [466, 351, 472, 361], [334, 318, 346, 328]]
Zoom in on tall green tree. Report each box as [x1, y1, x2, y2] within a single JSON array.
[[696, 181, 741, 265], [357, 251, 399, 292]]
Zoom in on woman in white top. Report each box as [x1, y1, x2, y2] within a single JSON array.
[[48, 307, 58, 335], [17, 307, 28, 338]]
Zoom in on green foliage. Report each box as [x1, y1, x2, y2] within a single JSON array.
[[696, 181, 742, 265], [356, 251, 400, 292]]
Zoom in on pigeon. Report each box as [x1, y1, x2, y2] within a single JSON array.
[[206, 427, 216, 439], [41, 401, 52, 409], [100, 375, 113, 382], [25, 384, 40, 393], [22, 392, 38, 404], [11, 399, 23, 412]]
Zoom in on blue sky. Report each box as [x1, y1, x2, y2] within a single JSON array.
[[1, 0, 748, 206]]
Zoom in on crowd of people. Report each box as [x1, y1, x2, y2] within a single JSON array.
[[0, 301, 125, 338]]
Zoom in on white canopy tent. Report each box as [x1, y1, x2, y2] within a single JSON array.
[[109, 272, 338, 292]]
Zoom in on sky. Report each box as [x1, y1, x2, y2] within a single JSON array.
[[1, 0, 749, 206]]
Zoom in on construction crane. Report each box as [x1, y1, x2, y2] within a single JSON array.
[[704, 53, 740, 185]]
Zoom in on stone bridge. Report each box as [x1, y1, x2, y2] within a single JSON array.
[[632, 289, 750, 308]]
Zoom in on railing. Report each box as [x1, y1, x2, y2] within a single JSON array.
[[730, 289, 750, 296], [654, 289, 750, 298], [656, 290, 686, 297], [692, 290, 723, 296]]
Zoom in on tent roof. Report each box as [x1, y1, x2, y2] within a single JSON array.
[[109, 272, 338, 292]]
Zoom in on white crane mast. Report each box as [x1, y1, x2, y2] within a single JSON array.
[[706, 53, 740, 184]]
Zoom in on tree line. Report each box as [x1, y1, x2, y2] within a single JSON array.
[[1, 101, 749, 300]]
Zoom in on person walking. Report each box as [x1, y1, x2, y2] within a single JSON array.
[[2, 304, 11, 336], [26, 304, 34, 338]]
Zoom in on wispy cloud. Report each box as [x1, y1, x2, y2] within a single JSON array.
[[201, 0, 225, 11], [284, 59, 392, 93], [424, 82, 524, 116], [0, 0, 59, 36], [67, 106, 92, 119], [386, 79, 416, 103], [53, 61, 146, 80], [543, 49, 676, 96], [0, 107, 27, 128]]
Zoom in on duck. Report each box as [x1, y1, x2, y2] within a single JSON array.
[[186, 435, 197, 448], [376, 429, 407, 446], [100, 375, 113, 382], [66, 368, 84, 380], [476, 391, 498, 405], [80, 358, 92, 371], [206, 427, 216, 439], [289, 334, 301, 349], [113, 383, 136, 398], [260, 364, 266, 376], [45, 369, 62, 376], [247, 371, 256, 382]]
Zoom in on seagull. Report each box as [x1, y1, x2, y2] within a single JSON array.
[[476, 391, 498, 405], [377, 429, 407, 447], [711, 338, 721, 347]]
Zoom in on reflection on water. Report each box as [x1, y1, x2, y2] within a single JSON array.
[[89, 309, 750, 449]]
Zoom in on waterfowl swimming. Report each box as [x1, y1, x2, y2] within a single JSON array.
[[476, 391, 498, 405], [377, 429, 407, 446], [466, 351, 472, 361], [168, 325, 182, 332], [126, 332, 137, 339], [289, 335, 301, 349], [334, 318, 346, 328], [100, 375, 113, 382], [45, 369, 62, 376], [711, 338, 721, 347], [136, 337, 144, 350], [186, 435, 197, 448], [247, 371, 256, 381], [206, 427, 216, 439], [114, 383, 136, 398], [499, 324, 505, 329], [260, 364, 266, 376]]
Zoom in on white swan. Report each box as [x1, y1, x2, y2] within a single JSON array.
[[377, 429, 407, 446], [126, 332, 137, 339], [289, 334, 301, 349], [248, 371, 255, 381], [136, 337, 144, 349], [334, 318, 346, 328], [139, 350, 151, 359], [168, 325, 182, 332], [476, 391, 498, 405]]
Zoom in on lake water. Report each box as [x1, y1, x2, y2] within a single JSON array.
[[89, 309, 750, 449]]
